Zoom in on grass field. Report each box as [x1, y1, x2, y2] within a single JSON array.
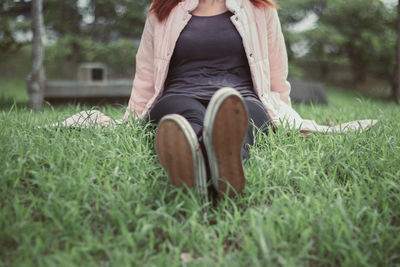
[[1, 79, 399, 266]]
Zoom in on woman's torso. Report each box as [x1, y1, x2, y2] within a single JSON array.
[[163, 10, 258, 100]]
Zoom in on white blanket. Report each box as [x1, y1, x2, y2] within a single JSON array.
[[44, 109, 378, 134]]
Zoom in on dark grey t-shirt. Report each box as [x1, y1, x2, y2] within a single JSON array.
[[162, 10, 258, 100]]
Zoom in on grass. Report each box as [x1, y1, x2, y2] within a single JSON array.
[[0, 78, 30, 105], [0, 79, 399, 266]]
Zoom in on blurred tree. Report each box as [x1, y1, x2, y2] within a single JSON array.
[[0, 0, 31, 53], [83, 0, 151, 41], [278, 0, 324, 61], [27, 0, 45, 111], [42, 0, 150, 42], [285, 0, 397, 97], [305, 0, 395, 82], [43, 0, 82, 62], [44, 0, 82, 36], [397, 0, 400, 102], [41, 0, 150, 64], [0, 0, 150, 57]]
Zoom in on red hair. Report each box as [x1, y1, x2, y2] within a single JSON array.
[[149, 0, 278, 22]]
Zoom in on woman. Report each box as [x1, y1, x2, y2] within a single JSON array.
[[124, 0, 286, 202], [122, 0, 375, 202], [51, 0, 376, 202]]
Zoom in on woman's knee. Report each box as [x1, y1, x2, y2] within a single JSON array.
[[149, 95, 207, 135], [150, 95, 206, 121], [244, 98, 271, 134]]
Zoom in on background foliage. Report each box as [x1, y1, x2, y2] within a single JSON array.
[[278, 0, 397, 97], [0, 0, 398, 96]]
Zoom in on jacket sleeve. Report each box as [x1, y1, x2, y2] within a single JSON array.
[[124, 13, 156, 120], [266, 8, 292, 106]]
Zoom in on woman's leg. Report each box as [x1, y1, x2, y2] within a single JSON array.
[[242, 97, 271, 160], [152, 95, 209, 202], [149, 95, 207, 136], [150, 95, 216, 196]]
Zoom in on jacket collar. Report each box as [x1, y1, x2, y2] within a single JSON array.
[[181, 0, 242, 14]]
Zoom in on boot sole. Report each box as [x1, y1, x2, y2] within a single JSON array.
[[203, 88, 248, 197], [156, 114, 208, 203]]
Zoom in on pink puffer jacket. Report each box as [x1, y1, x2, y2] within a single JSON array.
[[124, 0, 291, 120]]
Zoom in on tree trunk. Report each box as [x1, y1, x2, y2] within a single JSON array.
[[396, 0, 400, 103], [27, 0, 46, 111]]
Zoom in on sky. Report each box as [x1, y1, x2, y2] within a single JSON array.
[[382, 0, 397, 6], [290, 0, 398, 33]]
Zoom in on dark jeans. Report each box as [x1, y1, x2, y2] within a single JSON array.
[[149, 94, 270, 160]]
